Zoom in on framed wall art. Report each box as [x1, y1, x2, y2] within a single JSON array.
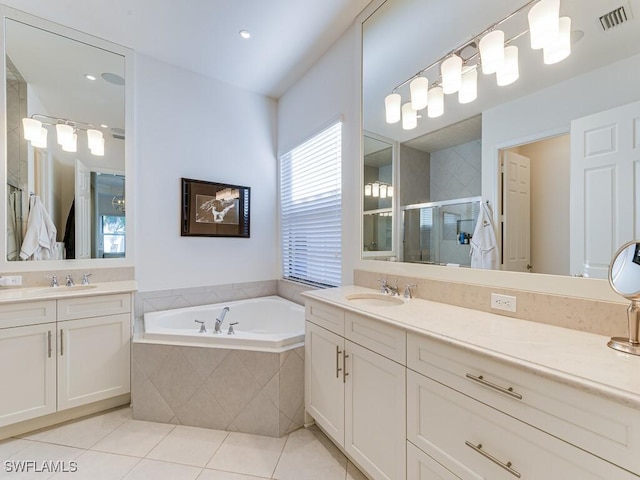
[[181, 178, 250, 238]]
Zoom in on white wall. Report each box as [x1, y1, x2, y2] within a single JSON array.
[[277, 26, 360, 285], [135, 54, 279, 291]]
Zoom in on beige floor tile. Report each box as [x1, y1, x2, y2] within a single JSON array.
[[90, 420, 174, 457], [49, 450, 140, 480], [147, 425, 228, 467], [0, 438, 33, 459], [21, 408, 132, 449], [5, 442, 84, 480], [198, 470, 269, 480], [272, 427, 347, 480], [207, 432, 286, 478], [122, 459, 201, 480]]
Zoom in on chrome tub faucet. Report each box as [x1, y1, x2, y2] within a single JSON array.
[[214, 306, 230, 334]]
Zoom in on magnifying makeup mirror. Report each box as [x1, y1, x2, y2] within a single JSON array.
[[608, 240, 640, 355]]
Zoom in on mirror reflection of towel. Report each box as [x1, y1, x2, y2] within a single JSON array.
[[470, 202, 499, 270], [19, 195, 58, 261]]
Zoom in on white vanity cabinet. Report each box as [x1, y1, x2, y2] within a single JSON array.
[[0, 301, 57, 427], [305, 299, 406, 480], [0, 292, 132, 430]]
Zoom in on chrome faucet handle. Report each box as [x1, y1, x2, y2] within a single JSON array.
[[195, 320, 206, 333], [46, 274, 58, 287], [404, 284, 417, 299], [214, 319, 223, 334], [227, 322, 238, 335], [377, 278, 388, 293], [81, 273, 93, 285], [388, 279, 400, 296], [65, 275, 74, 287]]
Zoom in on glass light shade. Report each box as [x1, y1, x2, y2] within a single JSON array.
[[528, 0, 560, 49], [410, 76, 429, 110], [496, 46, 519, 86], [379, 184, 388, 199], [402, 102, 417, 130], [62, 132, 78, 153], [441, 55, 462, 94], [387, 185, 393, 197], [31, 127, 48, 148], [86, 128, 104, 151], [479, 30, 505, 74], [56, 123, 74, 146], [543, 17, 571, 64], [427, 86, 444, 118], [364, 184, 372, 196], [22, 118, 42, 141], [385, 93, 401, 124], [90, 138, 105, 156], [458, 67, 478, 104], [372, 182, 380, 197]]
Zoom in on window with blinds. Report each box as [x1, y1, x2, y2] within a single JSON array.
[[279, 121, 342, 287]]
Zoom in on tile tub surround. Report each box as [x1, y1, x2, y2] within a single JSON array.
[[134, 279, 314, 334], [132, 343, 304, 438], [354, 269, 629, 337]]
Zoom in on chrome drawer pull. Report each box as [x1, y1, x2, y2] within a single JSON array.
[[343, 350, 349, 383], [60, 329, 64, 356], [47, 331, 52, 358], [336, 346, 342, 378], [465, 373, 523, 400], [465, 441, 521, 478]]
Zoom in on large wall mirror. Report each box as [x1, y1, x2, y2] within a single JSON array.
[[362, 0, 640, 282], [1, 6, 134, 270]]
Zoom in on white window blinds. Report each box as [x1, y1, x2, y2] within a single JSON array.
[[280, 121, 342, 287]]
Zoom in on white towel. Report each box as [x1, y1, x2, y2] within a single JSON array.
[[19, 195, 58, 261], [470, 202, 499, 270]]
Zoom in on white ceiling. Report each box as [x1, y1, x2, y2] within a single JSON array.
[[0, 0, 372, 99]]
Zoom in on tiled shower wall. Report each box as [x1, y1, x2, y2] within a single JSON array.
[[354, 269, 628, 337]]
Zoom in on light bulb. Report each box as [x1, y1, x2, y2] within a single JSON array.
[[427, 87, 444, 118], [385, 93, 401, 124], [479, 30, 505, 74], [410, 76, 429, 110], [544, 16, 571, 64], [402, 102, 417, 130], [496, 45, 519, 86], [458, 66, 478, 104], [528, 0, 560, 50], [441, 55, 462, 94]]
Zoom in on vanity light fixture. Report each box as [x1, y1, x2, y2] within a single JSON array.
[[364, 181, 393, 198], [22, 114, 106, 156], [384, 0, 571, 129]]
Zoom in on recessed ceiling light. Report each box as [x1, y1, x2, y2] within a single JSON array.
[[239, 30, 251, 39], [85, 74, 97, 81], [100, 124, 109, 129]]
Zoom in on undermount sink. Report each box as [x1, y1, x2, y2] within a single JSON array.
[[345, 293, 405, 307], [30, 285, 98, 295]]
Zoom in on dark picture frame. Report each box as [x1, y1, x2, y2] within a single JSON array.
[[181, 178, 250, 238]]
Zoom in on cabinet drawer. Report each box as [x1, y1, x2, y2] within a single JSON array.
[[305, 300, 344, 335], [407, 370, 638, 480], [407, 333, 640, 474], [0, 300, 56, 329], [407, 442, 461, 480], [58, 294, 131, 321], [345, 312, 405, 364]]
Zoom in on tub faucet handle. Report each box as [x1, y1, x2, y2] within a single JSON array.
[[195, 320, 206, 333], [227, 322, 238, 335]]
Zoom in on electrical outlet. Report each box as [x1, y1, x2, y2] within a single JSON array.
[[0, 275, 22, 286], [491, 293, 516, 312]]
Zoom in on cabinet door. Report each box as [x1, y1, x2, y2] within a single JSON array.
[[0, 323, 56, 427], [407, 442, 461, 480], [58, 314, 131, 410], [305, 321, 345, 446], [345, 340, 406, 480]]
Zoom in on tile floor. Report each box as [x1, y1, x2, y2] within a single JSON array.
[[0, 407, 367, 480]]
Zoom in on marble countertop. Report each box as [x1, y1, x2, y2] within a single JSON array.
[[0, 280, 137, 304], [303, 285, 640, 410]]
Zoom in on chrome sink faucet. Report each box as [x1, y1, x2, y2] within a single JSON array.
[[214, 306, 230, 334], [65, 275, 74, 287], [378, 279, 399, 296]]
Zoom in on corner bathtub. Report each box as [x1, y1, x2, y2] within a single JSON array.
[[132, 295, 306, 437], [142, 295, 304, 352]]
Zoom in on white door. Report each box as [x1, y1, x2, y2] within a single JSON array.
[[74, 159, 91, 259], [58, 314, 131, 410], [305, 321, 345, 446], [0, 323, 56, 427], [502, 151, 531, 272], [345, 340, 406, 480], [570, 101, 640, 278]]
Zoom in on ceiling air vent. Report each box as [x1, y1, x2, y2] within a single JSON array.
[[599, 6, 629, 30]]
